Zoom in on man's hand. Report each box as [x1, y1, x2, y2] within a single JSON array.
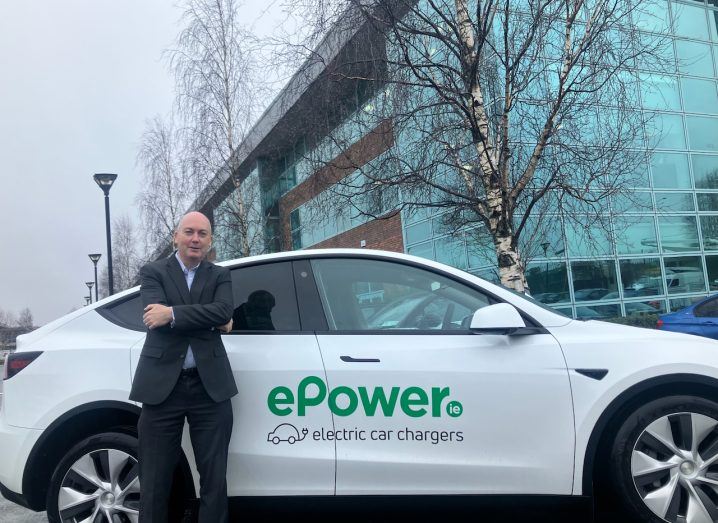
[[217, 319, 233, 333], [143, 304, 173, 329]]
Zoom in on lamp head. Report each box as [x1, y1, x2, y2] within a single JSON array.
[[88, 253, 102, 264], [93, 173, 117, 195]]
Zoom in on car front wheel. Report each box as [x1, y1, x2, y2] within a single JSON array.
[[609, 395, 718, 523], [47, 431, 140, 523]]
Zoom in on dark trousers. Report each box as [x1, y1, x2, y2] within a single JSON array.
[[138, 372, 233, 523]]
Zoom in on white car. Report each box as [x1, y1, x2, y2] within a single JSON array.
[[2, 249, 718, 523]]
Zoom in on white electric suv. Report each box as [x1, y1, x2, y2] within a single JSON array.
[[2, 249, 718, 523]]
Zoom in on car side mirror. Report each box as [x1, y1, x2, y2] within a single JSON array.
[[470, 303, 526, 335]]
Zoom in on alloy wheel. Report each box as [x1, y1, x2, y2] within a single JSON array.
[[58, 448, 140, 523], [631, 412, 718, 523]]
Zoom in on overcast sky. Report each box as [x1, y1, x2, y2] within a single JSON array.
[[0, 1, 282, 325]]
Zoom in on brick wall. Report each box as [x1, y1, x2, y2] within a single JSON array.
[[278, 120, 399, 251]]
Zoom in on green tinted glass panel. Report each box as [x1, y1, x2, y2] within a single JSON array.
[[575, 304, 621, 320], [571, 260, 618, 302], [614, 216, 659, 254], [434, 235, 468, 270], [658, 216, 700, 252], [566, 219, 612, 257], [698, 193, 718, 210], [676, 40, 715, 77], [620, 257, 665, 297], [407, 241, 434, 260], [405, 220, 432, 245], [701, 215, 718, 250], [686, 116, 718, 150], [692, 154, 718, 188], [404, 206, 432, 225], [611, 191, 653, 213], [466, 226, 495, 269], [634, 0, 671, 33], [651, 152, 692, 188], [672, 2, 710, 40], [655, 192, 695, 211], [706, 254, 718, 290], [649, 113, 686, 150], [526, 262, 570, 304], [664, 255, 706, 293], [670, 295, 708, 311], [640, 74, 682, 111], [624, 299, 666, 316], [681, 78, 718, 114]]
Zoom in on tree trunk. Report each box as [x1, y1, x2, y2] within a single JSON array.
[[494, 234, 527, 292]]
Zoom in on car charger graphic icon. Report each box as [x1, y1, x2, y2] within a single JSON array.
[[267, 424, 309, 444]]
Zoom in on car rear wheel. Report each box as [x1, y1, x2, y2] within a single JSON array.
[[47, 432, 140, 523], [609, 395, 718, 523]]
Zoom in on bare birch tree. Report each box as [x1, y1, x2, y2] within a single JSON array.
[[168, 0, 268, 258], [136, 115, 193, 254], [278, 0, 668, 291], [16, 308, 34, 329]]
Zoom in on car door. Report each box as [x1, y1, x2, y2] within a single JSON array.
[[307, 256, 574, 496], [219, 260, 334, 496], [694, 296, 718, 339]]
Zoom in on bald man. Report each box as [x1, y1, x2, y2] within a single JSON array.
[[130, 211, 237, 523]]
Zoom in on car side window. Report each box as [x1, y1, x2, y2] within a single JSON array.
[[695, 297, 718, 318], [310, 258, 490, 331], [97, 293, 144, 331], [229, 262, 300, 331]]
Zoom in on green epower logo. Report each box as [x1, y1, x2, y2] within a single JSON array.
[[268, 376, 463, 418]]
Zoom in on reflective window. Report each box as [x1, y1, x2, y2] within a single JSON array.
[[575, 304, 621, 320], [664, 256, 707, 294], [651, 152, 692, 188], [658, 216, 700, 252], [672, 2, 710, 40], [434, 235, 468, 270], [311, 258, 490, 331], [404, 206, 432, 225], [229, 263, 300, 331], [681, 78, 718, 114], [640, 74, 682, 111], [625, 300, 666, 316], [99, 294, 144, 331], [686, 116, 718, 150], [405, 220, 431, 245], [407, 241, 434, 260], [676, 40, 715, 77], [670, 295, 708, 311], [566, 220, 613, 257], [526, 262, 570, 304], [706, 254, 718, 290], [633, 0, 671, 33], [614, 216, 659, 254], [518, 216, 566, 260], [698, 193, 718, 211], [571, 260, 618, 302], [650, 113, 686, 150], [619, 257, 665, 297], [692, 154, 718, 188], [466, 227, 496, 269], [611, 191, 653, 214], [694, 296, 718, 317], [700, 215, 718, 250], [655, 192, 695, 211]]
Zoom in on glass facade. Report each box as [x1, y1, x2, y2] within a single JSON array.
[[401, 0, 718, 320]]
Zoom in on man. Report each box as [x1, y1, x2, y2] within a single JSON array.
[[130, 211, 237, 523]]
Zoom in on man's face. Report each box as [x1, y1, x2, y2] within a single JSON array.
[[174, 213, 212, 267]]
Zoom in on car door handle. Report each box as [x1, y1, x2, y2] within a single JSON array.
[[340, 356, 381, 363]]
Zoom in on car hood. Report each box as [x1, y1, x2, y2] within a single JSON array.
[[549, 319, 718, 371]]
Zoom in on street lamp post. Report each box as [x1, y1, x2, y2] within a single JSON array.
[[88, 253, 101, 301], [85, 282, 95, 304], [93, 173, 117, 296]]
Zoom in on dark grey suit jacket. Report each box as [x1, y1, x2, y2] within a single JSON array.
[[129, 255, 238, 405]]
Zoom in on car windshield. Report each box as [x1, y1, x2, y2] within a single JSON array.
[[501, 286, 571, 318]]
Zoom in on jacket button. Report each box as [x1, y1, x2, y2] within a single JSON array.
[[179, 354, 185, 359]]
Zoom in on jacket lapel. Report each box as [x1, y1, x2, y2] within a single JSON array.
[[167, 255, 191, 304], [190, 261, 210, 303]]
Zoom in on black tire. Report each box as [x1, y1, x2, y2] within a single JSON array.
[[608, 395, 718, 523], [46, 430, 193, 523]]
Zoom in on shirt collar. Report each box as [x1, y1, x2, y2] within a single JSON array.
[[175, 251, 200, 273]]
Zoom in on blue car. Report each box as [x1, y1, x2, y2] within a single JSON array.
[[658, 294, 718, 339]]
